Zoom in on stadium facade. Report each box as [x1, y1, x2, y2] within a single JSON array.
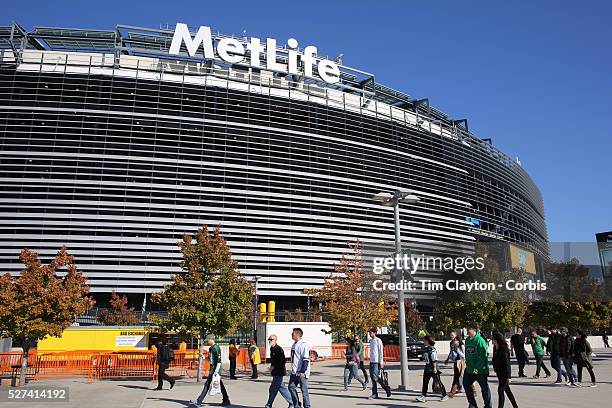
[[0, 22, 548, 309]]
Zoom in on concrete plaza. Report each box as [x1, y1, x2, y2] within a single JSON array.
[[1, 349, 611, 407]]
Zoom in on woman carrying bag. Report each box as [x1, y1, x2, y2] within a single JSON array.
[[249, 338, 261, 379], [416, 335, 449, 402], [341, 336, 367, 391]]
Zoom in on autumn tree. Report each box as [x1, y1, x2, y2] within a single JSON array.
[[306, 241, 397, 337], [0, 247, 94, 385], [97, 291, 139, 326], [152, 225, 253, 381]]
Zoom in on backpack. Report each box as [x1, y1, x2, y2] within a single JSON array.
[[162, 345, 174, 363]]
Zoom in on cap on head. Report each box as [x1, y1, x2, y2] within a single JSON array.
[[560, 327, 568, 333]]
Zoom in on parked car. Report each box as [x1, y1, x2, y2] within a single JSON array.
[[379, 334, 427, 359]]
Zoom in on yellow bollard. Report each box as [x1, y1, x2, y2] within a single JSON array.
[[267, 301, 276, 323]]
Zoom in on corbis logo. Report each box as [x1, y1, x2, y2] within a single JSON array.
[[169, 23, 341, 84]]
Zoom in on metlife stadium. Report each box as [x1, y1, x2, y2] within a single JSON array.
[[0, 22, 548, 308]]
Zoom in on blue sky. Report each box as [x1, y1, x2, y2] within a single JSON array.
[[4, 0, 611, 242]]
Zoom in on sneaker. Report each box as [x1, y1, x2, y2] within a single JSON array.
[[368, 394, 378, 399], [340, 388, 348, 392], [385, 387, 392, 398], [189, 401, 201, 408], [416, 396, 427, 402], [440, 396, 449, 402], [590, 383, 597, 388], [565, 382, 572, 386], [532, 375, 540, 379], [362, 383, 367, 391], [571, 383, 582, 387], [545, 374, 551, 378], [221, 400, 231, 406]]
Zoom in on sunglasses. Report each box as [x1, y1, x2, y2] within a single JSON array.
[[268, 338, 275, 341]]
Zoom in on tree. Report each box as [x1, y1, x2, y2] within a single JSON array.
[[151, 225, 253, 381], [306, 241, 397, 337], [0, 247, 94, 385], [97, 291, 139, 326], [433, 243, 528, 332], [525, 259, 612, 330]]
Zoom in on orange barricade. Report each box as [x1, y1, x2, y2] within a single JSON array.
[[0, 352, 38, 382], [36, 351, 99, 379], [383, 345, 400, 362], [88, 351, 156, 382]]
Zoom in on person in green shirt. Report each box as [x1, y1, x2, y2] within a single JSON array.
[[191, 337, 230, 407], [530, 330, 551, 378], [463, 322, 492, 408]]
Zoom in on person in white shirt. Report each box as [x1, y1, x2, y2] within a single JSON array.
[[288, 327, 311, 408], [368, 327, 392, 399]]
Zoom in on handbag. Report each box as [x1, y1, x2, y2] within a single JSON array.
[[379, 368, 389, 388]]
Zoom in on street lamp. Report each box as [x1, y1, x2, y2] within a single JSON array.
[[252, 276, 261, 343], [373, 189, 420, 391]]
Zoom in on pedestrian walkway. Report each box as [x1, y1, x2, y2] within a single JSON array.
[[2, 351, 612, 407]]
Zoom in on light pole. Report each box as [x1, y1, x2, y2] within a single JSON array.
[[252, 275, 261, 343], [373, 189, 420, 391]]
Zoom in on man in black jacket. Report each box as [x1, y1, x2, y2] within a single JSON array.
[[546, 327, 567, 383], [155, 340, 176, 390], [265, 334, 294, 408], [509, 329, 528, 377], [559, 327, 579, 386]]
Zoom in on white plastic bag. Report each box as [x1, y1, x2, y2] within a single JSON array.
[[209, 372, 221, 396]]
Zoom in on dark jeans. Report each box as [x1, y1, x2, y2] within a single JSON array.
[[577, 363, 596, 383], [452, 361, 463, 391], [550, 354, 566, 381], [496, 374, 518, 408], [422, 370, 446, 397], [561, 357, 577, 384], [344, 364, 365, 388], [534, 354, 551, 377], [229, 356, 237, 378], [251, 360, 258, 378], [369, 362, 390, 397], [348, 360, 369, 383], [463, 372, 492, 408], [196, 371, 229, 404], [514, 350, 527, 376], [156, 363, 174, 389], [266, 375, 292, 407], [288, 373, 310, 408]]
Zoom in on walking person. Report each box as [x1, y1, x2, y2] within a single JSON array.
[[574, 329, 597, 387], [603, 333, 610, 348], [249, 338, 261, 379], [154, 340, 176, 390], [509, 328, 528, 378], [546, 327, 567, 384], [530, 330, 551, 378], [463, 322, 492, 408], [445, 330, 465, 397], [228, 339, 238, 380], [416, 335, 449, 402], [288, 327, 311, 408], [190, 337, 230, 407], [341, 336, 367, 391], [559, 327, 579, 387], [367, 327, 392, 400], [492, 332, 519, 408], [265, 334, 294, 408], [353, 334, 369, 384]]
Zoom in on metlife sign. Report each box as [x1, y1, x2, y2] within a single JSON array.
[[168, 23, 341, 84]]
